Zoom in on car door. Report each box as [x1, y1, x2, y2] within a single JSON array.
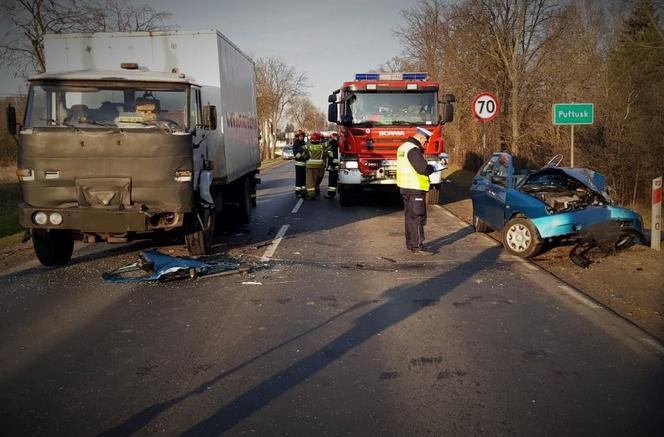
[[483, 153, 512, 229], [470, 155, 498, 222]]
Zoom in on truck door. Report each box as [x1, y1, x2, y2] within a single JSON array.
[[190, 87, 205, 190]]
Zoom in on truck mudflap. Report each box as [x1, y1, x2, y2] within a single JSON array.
[[18, 204, 184, 234]]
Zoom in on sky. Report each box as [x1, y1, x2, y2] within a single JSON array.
[[0, 0, 421, 111]]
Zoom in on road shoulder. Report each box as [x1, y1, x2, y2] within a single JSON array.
[[440, 176, 664, 343]]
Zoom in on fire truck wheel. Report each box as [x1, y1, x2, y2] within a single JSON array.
[[338, 185, 359, 207], [426, 184, 440, 205], [32, 229, 74, 266]]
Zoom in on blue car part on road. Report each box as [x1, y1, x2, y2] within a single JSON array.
[[102, 250, 240, 283]]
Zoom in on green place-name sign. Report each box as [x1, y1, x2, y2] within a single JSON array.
[[553, 103, 594, 125]]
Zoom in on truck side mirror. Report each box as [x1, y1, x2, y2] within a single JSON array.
[[340, 114, 353, 127], [6, 104, 17, 135], [203, 104, 217, 130], [328, 102, 338, 123], [440, 94, 456, 124]]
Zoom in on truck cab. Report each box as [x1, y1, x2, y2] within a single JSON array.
[[15, 69, 207, 264], [8, 30, 261, 266], [328, 72, 455, 206]]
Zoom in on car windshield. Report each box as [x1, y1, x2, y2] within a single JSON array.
[[25, 83, 189, 130], [347, 91, 437, 125]]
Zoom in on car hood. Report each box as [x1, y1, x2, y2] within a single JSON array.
[[530, 167, 612, 202]]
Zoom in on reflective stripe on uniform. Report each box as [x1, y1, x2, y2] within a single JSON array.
[[295, 161, 306, 167], [306, 159, 325, 168], [396, 142, 430, 191], [327, 187, 337, 192]]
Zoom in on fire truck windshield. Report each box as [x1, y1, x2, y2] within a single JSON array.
[[347, 91, 437, 126]]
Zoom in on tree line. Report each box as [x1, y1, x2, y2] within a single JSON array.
[[387, 0, 664, 206]]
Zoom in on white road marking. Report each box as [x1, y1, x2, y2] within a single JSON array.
[[261, 224, 290, 262], [291, 198, 303, 214], [558, 285, 601, 309], [641, 337, 664, 355]]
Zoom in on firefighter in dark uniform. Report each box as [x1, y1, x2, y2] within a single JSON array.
[[396, 127, 444, 255], [324, 132, 340, 199], [292, 129, 307, 197]]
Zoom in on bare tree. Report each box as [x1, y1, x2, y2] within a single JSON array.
[[289, 97, 326, 133], [255, 57, 308, 159], [0, 0, 174, 77]]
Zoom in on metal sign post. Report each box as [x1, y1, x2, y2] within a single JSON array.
[[553, 103, 594, 168], [570, 125, 574, 168], [652, 176, 662, 251]]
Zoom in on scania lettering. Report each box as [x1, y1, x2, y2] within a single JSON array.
[[327, 72, 455, 206]]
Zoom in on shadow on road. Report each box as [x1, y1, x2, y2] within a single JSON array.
[[99, 232, 497, 436]]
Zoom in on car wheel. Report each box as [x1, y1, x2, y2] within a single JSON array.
[[472, 214, 490, 233], [502, 217, 542, 258]]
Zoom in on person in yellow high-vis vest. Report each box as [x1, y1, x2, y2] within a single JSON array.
[[396, 127, 444, 255], [302, 131, 328, 200]]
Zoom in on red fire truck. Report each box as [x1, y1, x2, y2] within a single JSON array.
[[327, 72, 455, 206]]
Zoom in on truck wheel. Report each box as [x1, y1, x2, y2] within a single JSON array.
[[185, 211, 214, 256], [473, 214, 490, 233], [238, 177, 252, 225], [32, 229, 74, 266], [338, 185, 359, 207], [427, 184, 440, 205], [502, 217, 542, 258]]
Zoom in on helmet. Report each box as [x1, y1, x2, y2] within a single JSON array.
[[310, 131, 322, 142], [295, 129, 305, 137]]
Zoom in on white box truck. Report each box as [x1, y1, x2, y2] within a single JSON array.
[[7, 30, 261, 265]]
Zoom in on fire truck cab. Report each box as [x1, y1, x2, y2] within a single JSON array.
[[328, 72, 455, 206]]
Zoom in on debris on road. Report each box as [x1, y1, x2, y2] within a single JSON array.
[[241, 281, 263, 285], [102, 250, 243, 283]]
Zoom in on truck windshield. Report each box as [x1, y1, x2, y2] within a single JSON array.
[[347, 91, 437, 125], [25, 84, 189, 131]]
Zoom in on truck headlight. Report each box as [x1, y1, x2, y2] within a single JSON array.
[[33, 212, 48, 225], [49, 212, 63, 225], [344, 161, 358, 169]]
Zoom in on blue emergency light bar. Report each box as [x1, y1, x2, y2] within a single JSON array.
[[355, 73, 380, 81], [354, 72, 428, 81]]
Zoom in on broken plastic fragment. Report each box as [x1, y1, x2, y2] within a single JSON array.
[[102, 250, 240, 283]]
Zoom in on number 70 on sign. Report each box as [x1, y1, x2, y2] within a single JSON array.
[[472, 92, 500, 123]]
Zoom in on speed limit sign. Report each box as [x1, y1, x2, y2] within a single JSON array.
[[472, 92, 500, 122]]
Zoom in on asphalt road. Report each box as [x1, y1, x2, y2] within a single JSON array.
[[1, 161, 663, 436]]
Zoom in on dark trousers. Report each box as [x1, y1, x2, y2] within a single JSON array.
[[401, 192, 427, 249], [327, 169, 338, 193], [295, 164, 306, 193]]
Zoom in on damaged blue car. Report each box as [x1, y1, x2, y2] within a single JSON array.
[[470, 153, 644, 258]]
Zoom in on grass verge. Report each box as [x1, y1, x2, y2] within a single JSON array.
[[0, 181, 22, 240]]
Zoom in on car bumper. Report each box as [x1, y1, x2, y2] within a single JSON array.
[[531, 205, 643, 239]]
